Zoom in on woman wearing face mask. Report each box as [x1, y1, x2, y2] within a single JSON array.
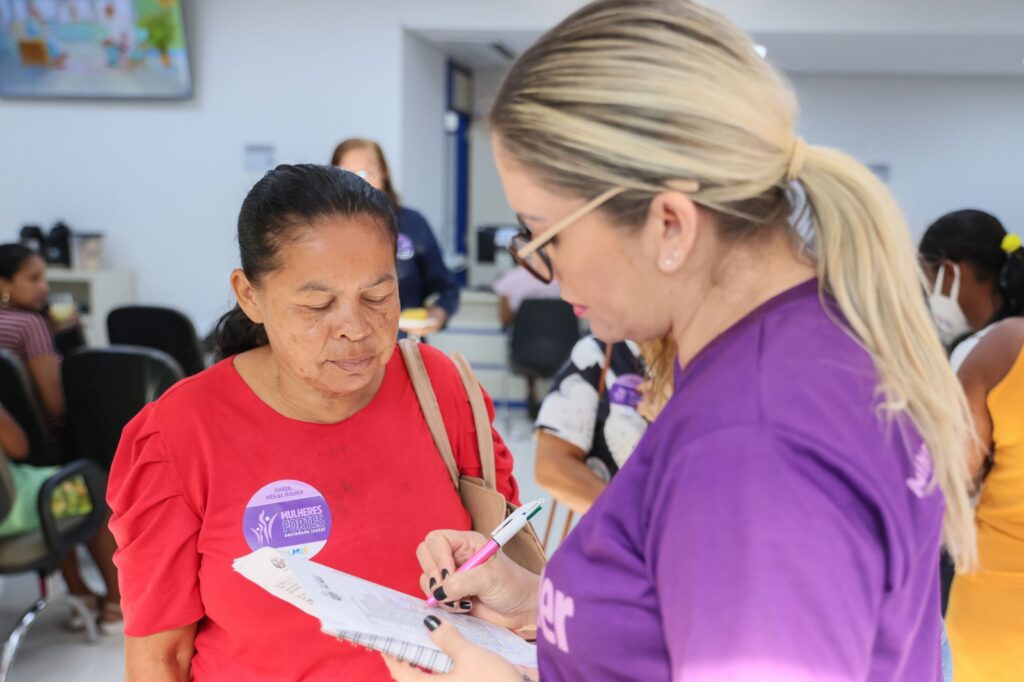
[[919, 209, 1024, 368], [384, 2, 975, 681], [944, 315, 1024, 680], [332, 138, 460, 336], [919, 210, 1023, 614], [108, 165, 520, 681]]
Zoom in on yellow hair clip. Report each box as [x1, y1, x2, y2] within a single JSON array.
[[1002, 233, 1022, 255]]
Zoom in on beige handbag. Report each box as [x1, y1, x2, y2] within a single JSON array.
[[398, 339, 547, 575]]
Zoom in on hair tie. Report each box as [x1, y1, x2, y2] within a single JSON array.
[[1001, 233, 1022, 255], [786, 138, 807, 182]]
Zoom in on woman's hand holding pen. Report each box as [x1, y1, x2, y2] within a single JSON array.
[[415, 529, 540, 633], [384, 529, 541, 681]]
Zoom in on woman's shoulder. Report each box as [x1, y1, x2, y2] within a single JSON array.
[[960, 317, 1024, 389], [0, 306, 48, 332], [398, 206, 431, 233]]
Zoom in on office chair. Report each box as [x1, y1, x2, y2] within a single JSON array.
[[62, 347, 184, 471], [107, 305, 206, 376]]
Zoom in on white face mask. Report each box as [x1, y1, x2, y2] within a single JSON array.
[[927, 262, 972, 346]]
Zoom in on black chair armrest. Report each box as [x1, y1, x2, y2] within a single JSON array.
[[37, 459, 108, 556]]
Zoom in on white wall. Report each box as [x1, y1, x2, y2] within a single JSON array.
[[469, 68, 516, 231], [0, 0, 588, 334], [400, 32, 448, 244], [0, 0, 404, 334], [791, 74, 1024, 239], [466, 71, 1024, 249], [3, 0, 1023, 332]]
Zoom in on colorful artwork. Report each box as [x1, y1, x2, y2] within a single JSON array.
[[0, 0, 191, 98]]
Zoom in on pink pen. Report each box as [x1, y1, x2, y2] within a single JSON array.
[[427, 498, 544, 607]]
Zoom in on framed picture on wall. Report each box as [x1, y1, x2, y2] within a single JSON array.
[[0, 0, 192, 99]]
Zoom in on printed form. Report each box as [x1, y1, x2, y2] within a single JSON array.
[[233, 547, 537, 674]]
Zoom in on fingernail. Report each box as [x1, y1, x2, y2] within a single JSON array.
[[424, 615, 441, 631], [441, 568, 450, 580], [433, 586, 447, 602], [459, 600, 472, 610], [429, 577, 437, 590], [444, 601, 456, 608]]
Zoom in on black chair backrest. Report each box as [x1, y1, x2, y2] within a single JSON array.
[[62, 346, 184, 470], [510, 299, 580, 378], [107, 305, 206, 376], [0, 349, 49, 463]]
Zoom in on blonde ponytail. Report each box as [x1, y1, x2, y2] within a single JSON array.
[[798, 145, 976, 568], [490, 0, 976, 568]]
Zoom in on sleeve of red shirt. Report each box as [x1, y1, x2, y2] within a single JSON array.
[[420, 345, 520, 506], [22, 312, 57, 360], [107, 404, 205, 637]]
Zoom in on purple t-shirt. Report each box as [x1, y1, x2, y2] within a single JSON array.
[[537, 280, 944, 681]]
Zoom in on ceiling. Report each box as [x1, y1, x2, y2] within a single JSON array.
[[415, 29, 1024, 78]]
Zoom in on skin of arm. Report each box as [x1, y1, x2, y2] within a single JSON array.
[[124, 624, 197, 682], [26, 353, 65, 418], [535, 430, 607, 515], [0, 404, 29, 459], [956, 318, 1024, 485], [498, 297, 515, 329]]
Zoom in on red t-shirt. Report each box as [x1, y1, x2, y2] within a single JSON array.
[[107, 345, 519, 681]]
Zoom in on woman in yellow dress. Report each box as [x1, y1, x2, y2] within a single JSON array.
[[946, 313, 1024, 680]]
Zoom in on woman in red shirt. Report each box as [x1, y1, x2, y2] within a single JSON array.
[[107, 164, 519, 681]]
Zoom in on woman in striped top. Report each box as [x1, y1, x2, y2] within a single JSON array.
[[0, 242, 123, 631], [0, 244, 65, 419]]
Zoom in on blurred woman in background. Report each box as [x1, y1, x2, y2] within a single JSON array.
[[332, 138, 460, 336], [535, 336, 673, 515], [945, 317, 1024, 680], [919, 209, 1024, 369]]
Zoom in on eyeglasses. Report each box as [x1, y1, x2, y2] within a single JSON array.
[[508, 187, 627, 284]]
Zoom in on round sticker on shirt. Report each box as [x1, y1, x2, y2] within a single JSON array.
[[607, 374, 643, 409], [396, 233, 415, 261], [242, 480, 332, 558]]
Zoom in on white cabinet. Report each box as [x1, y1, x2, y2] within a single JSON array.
[[46, 270, 137, 346]]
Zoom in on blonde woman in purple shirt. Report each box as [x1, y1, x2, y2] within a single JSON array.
[[385, 2, 974, 681]]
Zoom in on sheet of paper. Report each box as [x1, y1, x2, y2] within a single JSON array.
[[231, 547, 318, 618], [284, 553, 537, 671]]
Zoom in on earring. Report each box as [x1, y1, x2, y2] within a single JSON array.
[[664, 252, 678, 267], [0, 291, 9, 305]]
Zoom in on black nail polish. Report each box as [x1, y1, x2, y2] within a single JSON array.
[[441, 568, 450, 580], [444, 601, 456, 608], [429, 577, 437, 590], [433, 585, 447, 602], [424, 615, 441, 631], [459, 600, 472, 610]]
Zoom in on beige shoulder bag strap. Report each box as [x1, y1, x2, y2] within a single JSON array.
[[398, 339, 460, 491], [451, 352, 497, 491]]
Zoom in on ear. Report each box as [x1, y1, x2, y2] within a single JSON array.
[[230, 269, 264, 324], [645, 191, 700, 274]]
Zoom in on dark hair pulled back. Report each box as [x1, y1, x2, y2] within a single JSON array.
[[215, 164, 397, 359], [919, 209, 1024, 322], [0, 243, 39, 280]]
